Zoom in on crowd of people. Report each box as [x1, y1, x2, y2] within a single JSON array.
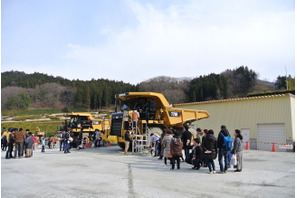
[[1, 126, 109, 159], [2, 128, 45, 159], [146, 125, 243, 173], [2, 124, 243, 174], [1, 127, 75, 158]]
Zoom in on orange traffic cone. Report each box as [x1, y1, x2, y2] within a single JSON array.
[[271, 143, 276, 152], [245, 141, 250, 150]]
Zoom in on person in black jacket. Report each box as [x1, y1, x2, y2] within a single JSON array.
[[181, 125, 192, 162], [217, 125, 230, 173], [202, 129, 217, 174], [64, 130, 71, 154], [6, 130, 15, 159], [124, 129, 132, 155], [191, 138, 203, 170]]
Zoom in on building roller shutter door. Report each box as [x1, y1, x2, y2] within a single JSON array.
[[257, 124, 286, 151]]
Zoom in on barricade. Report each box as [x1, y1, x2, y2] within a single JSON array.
[[271, 143, 276, 152], [245, 141, 250, 150], [243, 141, 294, 152]]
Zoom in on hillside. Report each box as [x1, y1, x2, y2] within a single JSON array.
[[1, 67, 294, 110]]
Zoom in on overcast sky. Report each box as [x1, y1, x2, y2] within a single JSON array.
[[2, 0, 295, 84]]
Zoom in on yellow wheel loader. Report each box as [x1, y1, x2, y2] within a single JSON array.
[[61, 113, 110, 147]]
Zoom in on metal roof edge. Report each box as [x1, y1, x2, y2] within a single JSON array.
[[174, 93, 294, 106]]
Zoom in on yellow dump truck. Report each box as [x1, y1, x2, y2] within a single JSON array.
[[35, 127, 45, 137], [110, 92, 210, 149], [61, 113, 110, 147]]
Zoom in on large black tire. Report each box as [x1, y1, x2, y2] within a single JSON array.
[[118, 142, 125, 149], [118, 142, 133, 151]]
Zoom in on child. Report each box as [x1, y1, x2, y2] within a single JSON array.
[[191, 138, 203, 170], [41, 137, 46, 152], [82, 137, 87, 149]]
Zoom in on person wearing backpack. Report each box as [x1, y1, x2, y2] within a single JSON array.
[[217, 125, 232, 173]]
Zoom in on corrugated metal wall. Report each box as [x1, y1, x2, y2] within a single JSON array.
[[176, 95, 295, 146]]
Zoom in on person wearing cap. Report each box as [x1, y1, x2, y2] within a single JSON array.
[[14, 128, 26, 158]]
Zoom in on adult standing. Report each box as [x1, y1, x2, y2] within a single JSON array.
[[93, 129, 99, 148], [124, 129, 132, 155], [60, 131, 65, 151], [94, 129, 103, 148], [158, 131, 165, 160], [217, 125, 231, 173], [6, 130, 15, 159], [196, 128, 202, 141], [201, 129, 208, 167], [162, 129, 173, 166], [131, 110, 140, 133], [181, 125, 192, 162], [202, 129, 217, 174], [32, 134, 37, 151], [25, 132, 34, 158], [77, 128, 83, 148], [64, 130, 71, 154], [170, 132, 183, 170], [14, 128, 26, 158], [232, 129, 243, 172]]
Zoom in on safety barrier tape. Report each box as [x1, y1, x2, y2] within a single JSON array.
[[244, 141, 294, 145]]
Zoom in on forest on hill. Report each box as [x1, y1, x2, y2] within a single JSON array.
[[1, 66, 295, 111]]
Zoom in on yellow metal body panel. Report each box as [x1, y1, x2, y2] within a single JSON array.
[[116, 92, 170, 108], [116, 92, 210, 128], [114, 92, 210, 147]]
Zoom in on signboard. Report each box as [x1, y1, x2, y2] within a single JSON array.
[[92, 121, 101, 125], [169, 111, 182, 117], [279, 144, 293, 149]]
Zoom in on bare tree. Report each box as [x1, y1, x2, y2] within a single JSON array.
[[1, 86, 33, 109], [33, 83, 76, 108], [138, 76, 191, 104]]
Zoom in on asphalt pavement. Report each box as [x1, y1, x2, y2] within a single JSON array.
[[1, 145, 295, 198]]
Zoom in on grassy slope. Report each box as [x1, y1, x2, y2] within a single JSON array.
[[1, 121, 62, 137], [1, 108, 113, 137]]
